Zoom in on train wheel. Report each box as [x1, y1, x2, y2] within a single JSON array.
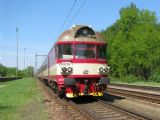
[[52, 82, 58, 93], [57, 89, 65, 99]]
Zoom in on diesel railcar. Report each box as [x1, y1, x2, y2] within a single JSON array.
[[37, 25, 110, 98]]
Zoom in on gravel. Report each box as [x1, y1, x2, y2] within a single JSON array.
[[38, 80, 89, 120]]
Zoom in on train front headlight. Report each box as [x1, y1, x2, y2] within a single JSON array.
[[67, 67, 73, 72], [99, 67, 104, 73], [99, 66, 110, 73], [61, 67, 67, 73], [104, 67, 108, 73]]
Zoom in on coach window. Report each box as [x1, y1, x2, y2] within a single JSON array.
[[57, 44, 73, 59], [97, 45, 106, 59]]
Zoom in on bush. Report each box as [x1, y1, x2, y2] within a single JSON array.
[[151, 71, 160, 83], [121, 75, 139, 83]]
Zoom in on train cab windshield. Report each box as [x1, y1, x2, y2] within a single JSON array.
[[57, 43, 106, 60], [75, 44, 96, 58], [75, 44, 106, 59]]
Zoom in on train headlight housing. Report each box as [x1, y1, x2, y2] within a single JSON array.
[[60, 62, 73, 74], [61, 67, 73, 73], [104, 67, 108, 73], [61, 67, 67, 73], [99, 67, 104, 73], [99, 66, 110, 73], [67, 67, 73, 72]]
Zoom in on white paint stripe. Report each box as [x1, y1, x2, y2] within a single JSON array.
[[48, 63, 108, 76]]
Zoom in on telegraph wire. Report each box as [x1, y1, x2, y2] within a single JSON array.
[[57, 0, 77, 38]]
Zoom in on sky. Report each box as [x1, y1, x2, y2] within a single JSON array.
[[0, 0, 160, 70]]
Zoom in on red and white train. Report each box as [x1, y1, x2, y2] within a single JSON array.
[[37, 25, 110, 98]]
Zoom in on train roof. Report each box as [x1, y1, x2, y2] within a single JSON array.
[[57, 25, 106, 43]]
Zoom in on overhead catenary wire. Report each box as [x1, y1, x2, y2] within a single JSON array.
[[66, 0, 87, 28], [56, 0, 77, 39]]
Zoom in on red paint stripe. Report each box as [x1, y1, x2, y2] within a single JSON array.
[[41, 75, 108, 79], [56, 41, 106, 44], [56, 59, 107, 64]]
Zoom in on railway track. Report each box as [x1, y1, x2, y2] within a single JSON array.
[[38, 79, 92, 120], [70, 97, 150, 120], [0, 77, 22, 82], [108, 83, 160, 104], [39, 79, 151, 120], [110, 83, 160, 91]]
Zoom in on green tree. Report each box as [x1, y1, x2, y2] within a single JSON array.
[[0, 64, 7, 77], [103, 3, 160, 82], [0, 64, 34, 78], [6, 67, 16, 77], [25, 66, 34, 77]]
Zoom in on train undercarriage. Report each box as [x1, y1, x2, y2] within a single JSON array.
[[39, 77, 110, 98]]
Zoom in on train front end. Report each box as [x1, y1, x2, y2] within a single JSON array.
[[56, 25, 110, 98]]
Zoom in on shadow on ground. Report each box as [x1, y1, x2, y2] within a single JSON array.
[[99, 92, 125, 102], [69, 92, 125, 104]]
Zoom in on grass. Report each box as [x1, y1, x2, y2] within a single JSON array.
[[111, 78, 160, 87], [0, 78, 48, 120]]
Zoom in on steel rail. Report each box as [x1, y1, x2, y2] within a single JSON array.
[[108, 84, 160, 104], [67, 99, 98, 120], [68, 97, 150, 120], [110, 83, 160, 91], [98, 99, 150, 120], [38, 80, 92, 120], [39, 80, 152, 120]]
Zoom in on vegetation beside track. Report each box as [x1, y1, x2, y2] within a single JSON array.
[[0, 63, 34, 77], [102, 3, 160, 83], [111, 77, 160, 87], [0, 78, 47, 120]]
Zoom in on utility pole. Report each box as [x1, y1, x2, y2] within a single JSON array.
[[35, 54, 47, 78], [35, 53, 37, 76], [16, 27, 19, 78], [26, 55, 28, 77], [24, 48, 26, 77]]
